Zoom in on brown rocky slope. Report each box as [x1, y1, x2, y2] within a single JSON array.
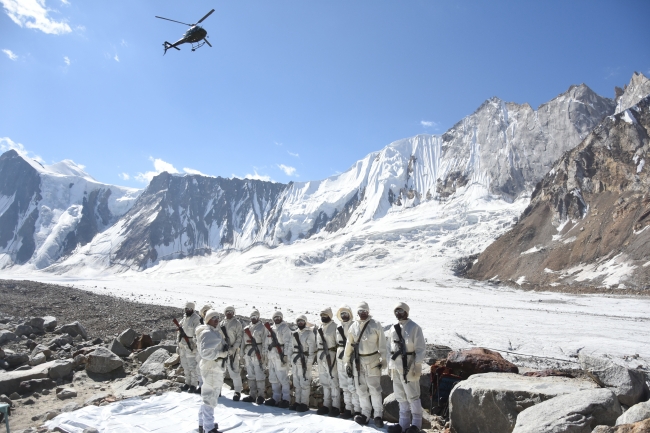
[[467, 95, 650, 290]]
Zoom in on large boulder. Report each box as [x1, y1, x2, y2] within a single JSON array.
[[48, 359, 75, 380], [449, 372, 598, 433], [446, 348, 519, 378], [139, 348, 170, 381], [136, 341, 177, 362], [14, 324, 34, 337], [29, 352, 47, 366], [383, 393, 400, 423], [117, 329, 137, 348], [617, 400, 650, 426], [6, 352, 29, 368], [43, 316, 57, 331], [579, 354, 649, 407], [593, 418, 650, 432], [151, 330, 166, 344], [109, 339, 131, 357], [0, 360, 55, 395], [54, 321, 88, 340], [0, 330, 17, 345], [512, 388, 622, 433], [85, 347, 123, 374], [31, 344, 52, 359]]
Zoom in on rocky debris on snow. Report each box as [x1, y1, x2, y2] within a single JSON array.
[[85, 347, 123, 374], [446, 347, 519, 378], [593, 418, 650, 432], [448, 372, 597, 433], [511, 388, 622, 433], [617, 400, 650, 426], [138, 348, 170, 381], [579, 354, 649, 406]]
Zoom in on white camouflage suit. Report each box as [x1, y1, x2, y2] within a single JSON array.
[[196, 304, 212, 388], [291, 315, 316, 406], [196, 309, 228, 432], [343, 301, 387, 420], [266, 311, 293, 403], [336, 305, 361, 414], [389, 302, 426, 430], [241, 309, 268, 400], [316, 307, 340, 413], [177, 302, 202, 388], [221, 306, 243, 395]]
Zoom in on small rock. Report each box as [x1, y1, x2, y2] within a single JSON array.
[[616, 400, 650, 425], [30, 352, 46, 366], [14, 324, 34, 337], [31, 344, 52, 359], [45, 410, 60, 420], [86, 347, 124, 374], [139, 349, 170, 381], [163, 353, 180, 368], [85, 392, 110, 406], [92, 337, 103, 345], [151, 329, 166, 343], [7, 352, 29, 367], [0, 346, 5, 359], [83, 428, 100, 433], [49, 359, 75, 379], [23, 397, 35, 404], [117, 329, 137, 348], [0, 394, 12, 405], [54, 321, 88, 340], [56, 388, 77, 400], [43, 316, 57, 331], [29, 318, 45, 332], [109, 338, 131, 357], [9, 392, 21, 400]]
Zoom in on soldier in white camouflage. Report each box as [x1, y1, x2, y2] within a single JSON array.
[[241, 308, 268, 404], [221, 306, 243, 401]]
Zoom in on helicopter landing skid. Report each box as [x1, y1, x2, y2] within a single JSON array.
[[191, 41, 207, 52]]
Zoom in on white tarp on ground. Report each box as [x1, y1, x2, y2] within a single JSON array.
[[46, 389, 382, 433]]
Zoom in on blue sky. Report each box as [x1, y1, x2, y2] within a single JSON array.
[[1, 0, 649, 187]]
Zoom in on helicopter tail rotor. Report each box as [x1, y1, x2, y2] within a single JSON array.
[[163, 41, 181, 55]]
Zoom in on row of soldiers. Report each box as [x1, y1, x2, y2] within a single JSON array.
[[175, 301, 426, 433]]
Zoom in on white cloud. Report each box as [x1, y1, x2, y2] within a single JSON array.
[[121, 39, 128, 47], [2, 48, 17, 60], [244, 170, 272, 182], [183, 167, 208, 176], [63, 55, 70, 65], [118, 172, 130, 181], [277, 164, 297, 176], [0, 0, 72, 34], [135, 157, 179, 183], [420, 120, 439, 128], [60, 0, 69, 5], [114, 54, 119, 62], [0, 137, 44, 162], [287, 151, 299, 158]]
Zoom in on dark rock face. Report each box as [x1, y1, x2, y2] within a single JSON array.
[[110, 173, 288, 268], [0, 150, 42, 264], [61, 188, 114, 256], [468, 96, 650, 289]]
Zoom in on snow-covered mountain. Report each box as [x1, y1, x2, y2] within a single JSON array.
[[0, 79, 623, 275], [0, 150, 140, 269]]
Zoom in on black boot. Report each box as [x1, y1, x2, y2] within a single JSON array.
[[354, 414, 368, 425], [387, 424, 403, 433], [264, 397, 277, 406], [194, 387, 201, 394], [232, 392, 241, 402], [241, 395, 255, 403], [340, 409, 353, 419], [288, 402, 298, 411], [277, 400, 290, 409], [198, 426, 204, 433], [404, 426, 421, 433], [181, 384, 190, 392], [188, 386, 197, 394], [296, 403, 309, 412], [316, 406, 329, 415], [256, 396, 265, 404], [374, 417, 384, 428], [329, 407, 340, 417], [207, 427, 220, 433]]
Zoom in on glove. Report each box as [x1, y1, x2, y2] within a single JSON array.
[[223, 343, 230, 352], [376, 358, 383, 370], [345, 363, 353, 378]]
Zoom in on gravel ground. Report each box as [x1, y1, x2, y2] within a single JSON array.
[[0, 279, 184, 341]]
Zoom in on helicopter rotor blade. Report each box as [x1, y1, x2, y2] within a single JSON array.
[[155, 16, 193, 26], [196, 9, 215, 24]]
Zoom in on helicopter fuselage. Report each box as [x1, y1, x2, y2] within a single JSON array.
[[183, 26, 207, 43]]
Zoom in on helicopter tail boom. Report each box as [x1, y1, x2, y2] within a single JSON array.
[[163, 41, 181, 55]]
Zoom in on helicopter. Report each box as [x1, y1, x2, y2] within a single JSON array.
[[155, 9, 215, 55]]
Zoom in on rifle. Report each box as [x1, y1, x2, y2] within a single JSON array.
[[264, 322, 285, 363], [351, 321, 371, 385], [244, 327, 264, 369], [293, 332, 307, 381], [172, 318, 193, 351], [337, 325, 347, 360], [220, 325, 235, 370], [318, 327, 335, 378], [391, 324, 409, 382]]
